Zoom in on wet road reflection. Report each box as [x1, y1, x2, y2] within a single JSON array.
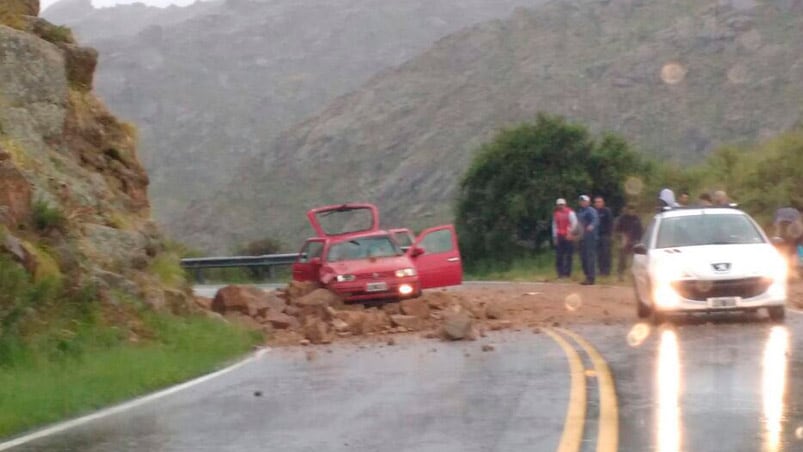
[[656, 329, 682, 452], [762, 326, 789, 452]]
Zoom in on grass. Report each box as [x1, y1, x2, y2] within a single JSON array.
[[148, 252, 187, 288], [0, 314, 260, 439], [465, 250, 629, 286]]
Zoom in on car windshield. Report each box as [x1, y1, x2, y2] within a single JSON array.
[[655, 213, 766, 248], [392, 231, 413, 248], [326, 236, 402, 262]]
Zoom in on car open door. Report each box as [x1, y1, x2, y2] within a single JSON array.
[[291, 239, 325, 282], [306, 203, 380, 237], [409, 224, 462, 289]]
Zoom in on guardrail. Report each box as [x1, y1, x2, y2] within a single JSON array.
[[180, 253, 300, 282]]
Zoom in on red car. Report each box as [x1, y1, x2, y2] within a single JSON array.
[[291, 203, 463, 301]]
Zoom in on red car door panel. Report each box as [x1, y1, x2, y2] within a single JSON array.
[[291, 239, 325, 282], [411, 224, 463, 289]]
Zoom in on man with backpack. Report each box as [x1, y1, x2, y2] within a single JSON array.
[[552, 198, 578, 279]]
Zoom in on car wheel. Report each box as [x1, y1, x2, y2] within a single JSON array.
[[768, 306, 785, 323], [636, 291, 651, 319]]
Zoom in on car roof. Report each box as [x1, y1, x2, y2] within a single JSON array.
[[655, 206, 749, 219], [307, 230, 394, 243]]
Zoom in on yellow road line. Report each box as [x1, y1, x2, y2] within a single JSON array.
[[558, 328, 619, 452], [543, 328, 587, 452]]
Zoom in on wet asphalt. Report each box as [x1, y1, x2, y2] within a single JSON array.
[[4, 294, 803, 451]]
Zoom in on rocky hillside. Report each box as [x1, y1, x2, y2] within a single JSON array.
[[43, 0, 547, 235], [183, 0, 803, 251], [1, 1, 193, 324]]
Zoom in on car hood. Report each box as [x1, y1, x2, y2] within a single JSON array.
[[324, 255, 415, 275], [649, 244, 784, 279]]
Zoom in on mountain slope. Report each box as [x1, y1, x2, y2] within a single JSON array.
[[185, 0, 803, 251], [43, 0, 548, 233]]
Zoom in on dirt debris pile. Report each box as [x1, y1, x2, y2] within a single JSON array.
[[204, 281, 539, 345]]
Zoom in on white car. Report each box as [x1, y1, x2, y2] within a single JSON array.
[[632, 206, 787, 323]]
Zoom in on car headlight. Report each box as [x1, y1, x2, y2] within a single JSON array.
[[335, 274, 356, 282], [767, 257, 788, 298], [395, 268, 416, 277]]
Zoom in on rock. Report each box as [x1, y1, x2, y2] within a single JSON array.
[[400, 298, 431, 319], [333, 310, 366, 334], [441, 311, 473, 340], [485, 302, 504, 320], [331, 318, 350, 332], [489, 320, 513, 331], [459, 300, 485, 319], [387, 337, 396, 346], [423, 292, 453, 310], [381, 302, 401, 316], [284, 305, 300, 317], [361, 309, 391, 334], [0, 0, 39, 20], [0, 162, 33, 228], [194, 296, 213, 310], [60, 44, 97, 92], [390, 314, 424, 331], [293, 288, 342, 308], [211, 285, 271, 315], [264, 292, 287, 312], [262, 311, 298, 330], [303, 318, 333, 344], [482, 344, 495, 352], [284, 280, 320, 301], [1, 231, 36, 273], [224, 312, 264, 331], [299, 339, 311, 346]]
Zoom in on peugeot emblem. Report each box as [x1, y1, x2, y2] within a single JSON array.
[[712, 263, 731, 272]]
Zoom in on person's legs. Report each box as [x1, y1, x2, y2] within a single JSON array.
[[565, 239, 574, 277], [598, 235, 612, 276], [617, 247, 628, 281], [581, 237, 596, 283], [555, 238, 563, 277]]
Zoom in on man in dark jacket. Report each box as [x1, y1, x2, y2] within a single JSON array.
[[594, 196, 613, 277], [614, 204, 643, 282], [577, 195, 599, 285]]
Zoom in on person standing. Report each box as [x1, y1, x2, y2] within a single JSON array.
[[677, 191, 690, 206], [594, 196, 613, 277], [614, 204, 643, 282], [552, 198, 578, 279], [713, 190, 729, 206], [577, 195, 599, 285]]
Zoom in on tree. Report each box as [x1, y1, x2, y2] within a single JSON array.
[[455, 114, 646, 264]]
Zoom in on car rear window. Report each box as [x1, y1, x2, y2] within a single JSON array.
[[314, 206, 375, 235], [655, 214, 765, 248], [327, 236, 402, 262]]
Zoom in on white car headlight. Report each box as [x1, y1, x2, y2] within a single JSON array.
[[395, 268, 416, 277], [335, 274, 356, 282], [767, 257, 788, 298]]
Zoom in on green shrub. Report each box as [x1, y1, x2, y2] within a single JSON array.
[[31, 199, 66, 233]]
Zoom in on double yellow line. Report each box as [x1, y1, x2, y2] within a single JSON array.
[[543, 327, 619, 452]]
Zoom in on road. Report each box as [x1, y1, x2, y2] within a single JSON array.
[[3, 286, 803, 451]]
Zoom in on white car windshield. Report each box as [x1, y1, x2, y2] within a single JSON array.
[[655, 214, 765, 248], [327, 236, 402, 262]]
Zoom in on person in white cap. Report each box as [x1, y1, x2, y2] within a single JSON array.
[[552, 198, 578, 279], [577, 194, 599, 285]]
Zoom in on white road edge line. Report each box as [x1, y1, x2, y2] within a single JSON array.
[[0, 347, 271, 451], [790, 308, 803, 315]]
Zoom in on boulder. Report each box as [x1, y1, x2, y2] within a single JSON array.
[[423, 292, 453, 310], [400, 298, 431, 319], [441, 311, 473, 340], [381, 302, 401, 316], [194, 296, 213, 310], [0, 0, 39, 20], [362, 309, 391, 333], [333, 310, 367, 334], [262, 311, 299, 330], [485, 302, 504, 320], [0, 161, 32, 228], [303, 318, 333, 344], [293, 288, 341, 308], [264, 291, 287, 312], [390, 314, 424, 331], [284, 280, 320, 301], [60, 44, 97, 92], [224, 312, 264, 332], [212, 285, 271, 315]]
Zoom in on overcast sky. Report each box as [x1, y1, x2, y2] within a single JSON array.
[[41, 0, 200, 10]]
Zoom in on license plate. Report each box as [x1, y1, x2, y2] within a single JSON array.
[[365, 282, 388, 292], [708, 297, 738, 308]]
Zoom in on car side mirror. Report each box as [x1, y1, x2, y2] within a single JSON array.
[[633, 243, 647, 255], [410, 246, 425, 257]]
